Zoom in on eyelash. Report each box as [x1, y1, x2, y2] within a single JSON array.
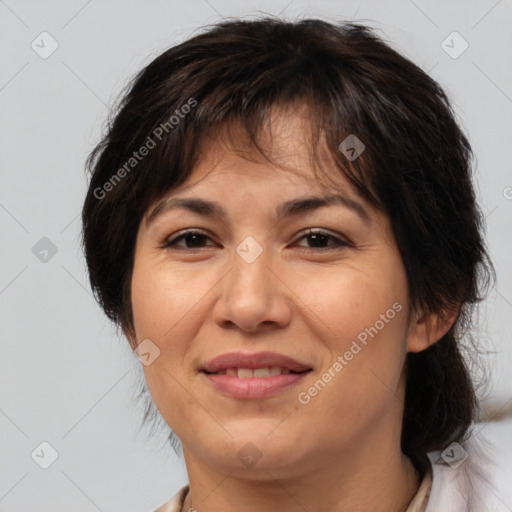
[[160, 229, 351, 252]]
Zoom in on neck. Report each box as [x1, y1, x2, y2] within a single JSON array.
[[180, 439, 420, 512]]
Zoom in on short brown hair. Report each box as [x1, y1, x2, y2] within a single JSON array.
[[81, 17, 494, 468]]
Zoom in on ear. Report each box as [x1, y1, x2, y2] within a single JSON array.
[[406, 305, 459, 353]]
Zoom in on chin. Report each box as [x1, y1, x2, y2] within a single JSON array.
[[205, 431, 304, 471]]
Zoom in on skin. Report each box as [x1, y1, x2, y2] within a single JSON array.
[[128, 106, 454, 512]]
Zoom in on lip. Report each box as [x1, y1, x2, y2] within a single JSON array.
[[202, 372, 311, 399], [200, 351, 312, 399], [200, 350, 312, 373]]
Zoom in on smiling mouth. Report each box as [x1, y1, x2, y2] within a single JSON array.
[[202, 367, 312, 378]]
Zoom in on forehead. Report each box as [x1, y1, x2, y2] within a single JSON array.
[[160, 143, 364, 227], [184, 107, 356, 195]]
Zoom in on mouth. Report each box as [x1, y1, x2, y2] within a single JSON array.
[[202, 367, 311, 377], [200, 350, 312, 374], [199, 351, 313, 399]]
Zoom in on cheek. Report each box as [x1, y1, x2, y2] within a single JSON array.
[[295, 260, 408, 347], [295, 257, 409, 410], [131, 260, 202, 438], [130, 255, 193, 340]]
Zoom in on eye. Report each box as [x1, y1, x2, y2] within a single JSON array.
[[160, 228, 350, 252], [293, 229, 351, 251], [160, 229, 217, 250]]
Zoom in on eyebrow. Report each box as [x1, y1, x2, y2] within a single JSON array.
[[146, 193, 371, 226]]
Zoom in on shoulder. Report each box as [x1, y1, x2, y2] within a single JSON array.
[[153, 484, 189, 512]]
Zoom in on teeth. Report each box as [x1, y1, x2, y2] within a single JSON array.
[[253, 367, 270, 378], [213, 366, 294, 377], [237, 368, 253, 379]]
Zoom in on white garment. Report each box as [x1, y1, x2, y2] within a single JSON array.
[[425, 441, 511, 512]]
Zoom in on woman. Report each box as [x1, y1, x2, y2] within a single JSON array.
[[81, 17, 501, 511]]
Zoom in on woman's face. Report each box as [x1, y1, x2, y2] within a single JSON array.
[[130, 112, 427, 478]]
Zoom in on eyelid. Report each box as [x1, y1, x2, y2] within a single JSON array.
[[298, 228, 351, 243], [160, 227, 352, 251], [160, 228, 216, 248]]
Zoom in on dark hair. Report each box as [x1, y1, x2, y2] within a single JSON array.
[[81, 17, 494, 469]]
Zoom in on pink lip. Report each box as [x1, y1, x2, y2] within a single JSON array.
[[200, 350, 312, 373], [202, 372, 310, 399]]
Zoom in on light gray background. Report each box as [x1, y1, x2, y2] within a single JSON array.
[[1, 1, 511, 511]]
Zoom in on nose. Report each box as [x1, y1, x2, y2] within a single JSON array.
[[212, 243, 293, 334]]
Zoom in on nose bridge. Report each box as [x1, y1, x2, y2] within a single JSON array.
[[214, 234, 291, 331], [229, 234, 274, 300]]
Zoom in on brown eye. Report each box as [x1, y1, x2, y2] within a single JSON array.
[[293, 229, 350, 251], [160, 228, 350, 252], [162, 230, 216, 249]]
